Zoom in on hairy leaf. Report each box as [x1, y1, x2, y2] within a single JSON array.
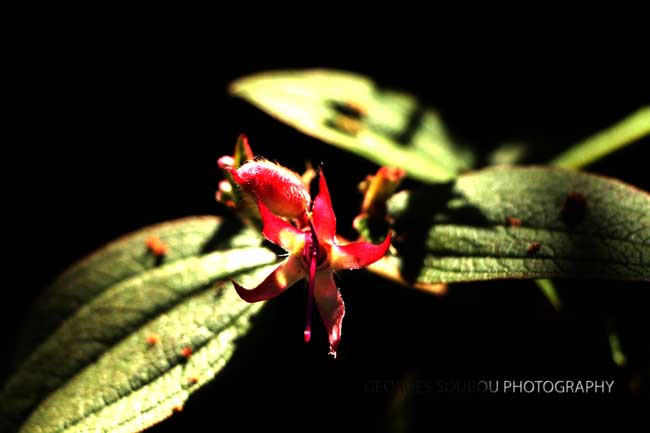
[[387, 167, 650, 283], [540, 108, 650, 312], [230, 69, 473, 182], [14, 216, 259, 363], [1, 216, 278, 433]]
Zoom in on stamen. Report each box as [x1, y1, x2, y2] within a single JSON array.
[[304, 220, 320, 343], [304, 258, 315, 343]]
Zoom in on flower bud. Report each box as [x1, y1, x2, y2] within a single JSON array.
[[360, 167, 406, 215], [230, 160, 311, 219]]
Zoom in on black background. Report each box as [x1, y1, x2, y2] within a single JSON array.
[[5, 28, 650, 430]]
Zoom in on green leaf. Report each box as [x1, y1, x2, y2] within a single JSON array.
[[550, 106, 650, 169], [230, 69, 473, 183], [387, 167, 650, 284], [542, 108, 650, 312], [1, 216, 278, 433], [14, 216, 261, 364]]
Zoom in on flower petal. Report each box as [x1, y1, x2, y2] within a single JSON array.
[[314, 271, 345, 358], [258, 200, 307, 254], [330, 232, 392, 270], [233, 257, 305, 302], [312, 169, 336, 243]]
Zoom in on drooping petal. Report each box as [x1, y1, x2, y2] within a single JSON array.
[[230, 160, 310, 219], [312, 169, 336, 243], [330, 232, 392, 270], [258, 200, 307, 254], [233, 257, 305, 303], [314, 270, 345, 358]]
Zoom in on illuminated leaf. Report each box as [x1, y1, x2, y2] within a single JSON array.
[[540, 108, 650, 313], [1, 216, 278, 433], [230, 69, 473, 183], [388, 167, 650, 283], [14, 216, 260, 363]]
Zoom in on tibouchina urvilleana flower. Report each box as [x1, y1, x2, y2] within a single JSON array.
[[230, 164, 391, 357]]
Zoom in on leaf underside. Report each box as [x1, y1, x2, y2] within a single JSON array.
[[230, 69, 473, 183], [388, 166, 650, 284], [1, 216, 278, 433]]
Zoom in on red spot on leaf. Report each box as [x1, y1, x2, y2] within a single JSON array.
[[332, 116, 362, 135], [506, 216, 522, 227], [527, 242, 542, 254], [180, 346, 193, 359], [187, 377, 199, 386], [345, 101, 368, 117], [146, 236, 168, 256], [329, 100, 367, 119], [146, 334, 160, 346]]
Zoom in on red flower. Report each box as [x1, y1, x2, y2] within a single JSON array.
[[232, 170, 391, 357]]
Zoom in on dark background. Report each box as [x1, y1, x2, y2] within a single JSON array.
[[5, 30, 649, 430]]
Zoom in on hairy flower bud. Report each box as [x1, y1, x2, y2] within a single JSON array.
[[229, 160, 311, 219]]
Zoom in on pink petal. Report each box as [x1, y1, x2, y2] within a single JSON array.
[[314, 270, 345, 358], [258, 200, 307, 254], [312, 169, 336, 243], [330, 232, 392, 270], [232, 257, 305, 302], [304, 234, 319, 343]]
